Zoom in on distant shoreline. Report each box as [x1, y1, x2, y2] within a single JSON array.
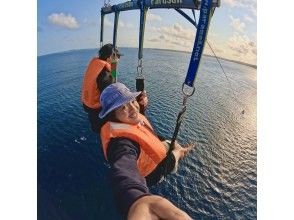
[[204, 54, 257, 69], [38, 47, 257, 69], [146, 47, 257, 69]]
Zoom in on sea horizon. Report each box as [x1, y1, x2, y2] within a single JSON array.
[[38, 47, 257, 69]]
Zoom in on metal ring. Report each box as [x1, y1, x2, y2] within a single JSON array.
[[137, 65, 143, 75], [181, 83, 195, 97], [137, 59, 143, 76]]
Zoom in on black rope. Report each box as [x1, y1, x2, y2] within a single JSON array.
[[206, 40, 245, 114], [169, 106, 187, 154], [163, 96, 188, 178], [169, 94, 189, 153], [136, 77, 145, 114]]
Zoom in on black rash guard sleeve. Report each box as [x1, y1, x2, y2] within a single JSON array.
[[106, 137, 151, 218]]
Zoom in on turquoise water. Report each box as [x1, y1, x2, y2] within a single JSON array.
[[38, 48, 256, 219]]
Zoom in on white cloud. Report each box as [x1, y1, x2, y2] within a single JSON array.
[[249, 4, 257, 17], [227, 32, 256, 58], [230, 16, 245, 33], [160, 23, 195, 41], [118, 21, 134, 28], [244, 14, 254, 23], [147, 13, 162, 21], [147, 23, 195, 50], [149, 38, 161, 42], [203, 28, 256, 64], [238, 0, 256, 8], [223, 0, 238, 7], [173, 23, 182, 32], [207, 32, 219, 39], [48, 13, 79, 29], [204, 39, 224, 55], [251, 33, 257, 42], [104, 18, 134, 29], [224, 0, 257, 17]]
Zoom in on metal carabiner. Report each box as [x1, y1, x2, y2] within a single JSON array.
[[182, 82, 195, 97]]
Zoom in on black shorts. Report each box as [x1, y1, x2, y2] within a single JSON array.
[[82, 104, 102, 133]]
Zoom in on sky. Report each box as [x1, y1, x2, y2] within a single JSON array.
[[37, 0, 257, 65]]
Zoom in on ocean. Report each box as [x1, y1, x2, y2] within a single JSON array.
[[38, 48, 257, 219]]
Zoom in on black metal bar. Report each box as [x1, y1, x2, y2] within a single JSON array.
[[113, 11, 120, 48], [174, 8, 197, 27], [100, 13, 104, 44]]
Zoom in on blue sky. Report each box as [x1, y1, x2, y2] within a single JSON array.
[[38, 0, 256, 65]]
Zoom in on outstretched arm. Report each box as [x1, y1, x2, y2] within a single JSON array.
[[107, 137, 193, 220], [128, 195, 192, 220], [107, 138, 150, 217]]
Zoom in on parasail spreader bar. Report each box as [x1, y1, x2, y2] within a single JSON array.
[[101, 0, 220, 15]]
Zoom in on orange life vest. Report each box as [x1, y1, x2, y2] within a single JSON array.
[[100, 114, 167, 177], [81, 58, 111, 109]]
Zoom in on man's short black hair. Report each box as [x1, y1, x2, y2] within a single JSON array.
[[98, 43, 121, 61]]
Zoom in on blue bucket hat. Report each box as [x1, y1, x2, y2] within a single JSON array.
[[99, 82, 141, 118]]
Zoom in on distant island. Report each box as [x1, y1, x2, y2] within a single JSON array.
[[204, 54, 257, 69], [146, 47, 257, 69]]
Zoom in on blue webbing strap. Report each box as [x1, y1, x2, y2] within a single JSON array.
[[169, 0, 214, 153], [184, 0, 213, 87]]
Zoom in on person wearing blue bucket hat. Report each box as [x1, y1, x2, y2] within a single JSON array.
[[99, 82, 141, 120], [98, 82, 194, 220]]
